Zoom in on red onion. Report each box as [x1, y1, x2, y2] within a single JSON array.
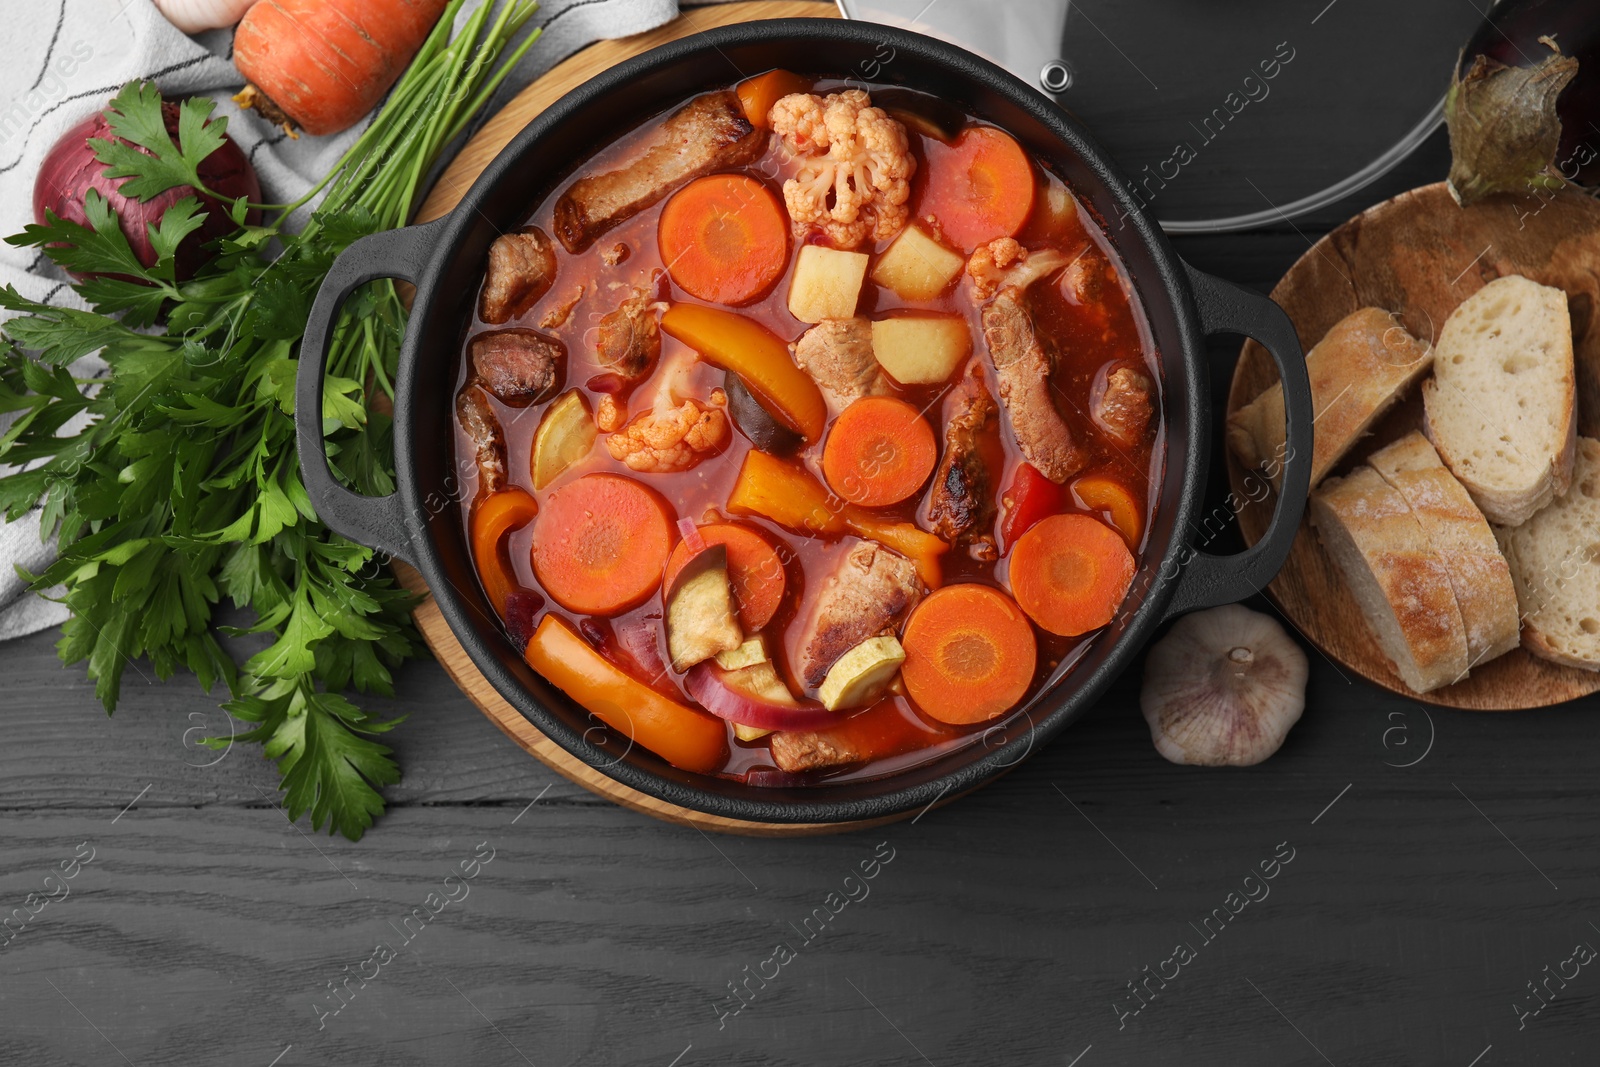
[[34, 101, 261, 281], [676, 517, 707, 555], [684, 662, 839, 732], [744, 768, 823, 788], [503, 589, 545, 651], [614, 617, 668, 682]]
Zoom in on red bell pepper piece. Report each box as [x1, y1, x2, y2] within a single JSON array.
[[998, 462, 1066, 551]]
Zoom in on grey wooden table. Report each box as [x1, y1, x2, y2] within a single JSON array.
[[5, 15, 1599, 1067]]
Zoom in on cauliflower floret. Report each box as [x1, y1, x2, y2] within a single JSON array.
[[594, 393, 627, 433], [770, 90, 915, 249], [966, 238, 1073, 301], [605, 390, 729, 473], [966, 238, 1026, 301]]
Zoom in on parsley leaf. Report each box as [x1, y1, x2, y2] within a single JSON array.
[[93, 82, 228, 202]]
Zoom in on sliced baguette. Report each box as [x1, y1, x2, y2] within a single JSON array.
[[1310, 466, 1470, 693], [1422, 275, 1576, 526], [1228, 306, 1432, 493], [1499, 436, 1600, 671], [1367, 431, 1520, 667]]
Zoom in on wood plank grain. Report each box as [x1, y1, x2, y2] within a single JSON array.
[[2, 745, 1597, 1066]]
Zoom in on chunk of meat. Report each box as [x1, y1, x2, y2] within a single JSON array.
[[796, 541, 924, 689], [602, 242, 630, 266], [538, 285, 583, 330], [927, 369, 999, 553], [1093, 364, 1155, 448], [769, 89, 915, 248], [552, 91, 766, 254], [456, 384, 507, 494], [605, 391, 729, 473], [595, 287, 661, 386], [770, 730, 863, 774], [478, 226, 557, 324], [792, 317, 889, 413], [981, 287, 1087, 483], [470, 328, 565, 407], [966, 238, 1072, 301]]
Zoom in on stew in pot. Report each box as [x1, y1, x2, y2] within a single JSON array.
[[452, 72, 1163, 784]]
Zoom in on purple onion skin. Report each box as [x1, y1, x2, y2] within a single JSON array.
[[33, 101, 262, 281], [743, 768, 824, 789], [503, 589, 546, 652], [1460, 0, 1600, 185]]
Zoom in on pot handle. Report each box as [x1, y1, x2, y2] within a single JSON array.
[[1161, 263, 1312, 621], [294, 218, 446, 567]]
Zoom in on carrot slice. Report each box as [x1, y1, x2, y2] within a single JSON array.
[[662, 522, 788, 631], [917, 126, 1036, 251], [1073, 474, 1143, 547], [531, 473, 676, 616], [659, 175, 790, 306], [660, 304, 827, 443], [1008, 513, 1135, 636], [735, 69, 812, 128], [525, 615, 727, 774], [902, 584, 1037, 724], [823, 397, 938, 507], [470, 488, 538, 617]]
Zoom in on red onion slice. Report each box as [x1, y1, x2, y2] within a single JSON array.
[[744, 768, 824, 788], [684, 663, 838, 731]]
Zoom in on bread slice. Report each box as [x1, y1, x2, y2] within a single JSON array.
[[1310, 467, 1470, 692], [1499, 436, 1600, 670], [1228, 306, 1432, 493], [1422, 275, 1576, 526], [1367, 432, 1520, 668]]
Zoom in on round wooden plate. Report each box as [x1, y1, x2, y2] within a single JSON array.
[[395, 1, 911, 836], [1225, 181, 1600, 710]]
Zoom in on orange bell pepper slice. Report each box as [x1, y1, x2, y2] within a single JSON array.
[[660, 303, 827, 443], [1072, 474, 1143, 548], [727, 451, 946, 587], [524, 615, 728, 775], [470, 487, 538, 616], [735, 69, 812, 129]]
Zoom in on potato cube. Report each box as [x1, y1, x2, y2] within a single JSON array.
[[787, 245, 868, 323], [870, 223, 965, 300], [871, 314, 972, 385]]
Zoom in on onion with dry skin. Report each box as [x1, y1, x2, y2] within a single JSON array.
[[152, 0, 259, 33], [1139, 605, 1308, 767], [34, 103, 260, 282]]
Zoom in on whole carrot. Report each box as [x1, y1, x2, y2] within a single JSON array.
[[233, 0, 450, 136]]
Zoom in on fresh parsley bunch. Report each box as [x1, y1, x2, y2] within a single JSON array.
[[0, 0, 542, 839]]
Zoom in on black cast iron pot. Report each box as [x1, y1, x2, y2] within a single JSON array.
[[295, 18, 1314, 826]]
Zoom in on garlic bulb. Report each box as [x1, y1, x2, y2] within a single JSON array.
[[152, 0, 259, 34], [1140, 604, 1308, 767]]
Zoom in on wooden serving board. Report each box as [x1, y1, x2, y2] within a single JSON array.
[[400, 1, 888, 836], [1226, 181, 1600, 710]]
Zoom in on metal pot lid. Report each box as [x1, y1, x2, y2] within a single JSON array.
[[837, 0, 1486, 233]]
